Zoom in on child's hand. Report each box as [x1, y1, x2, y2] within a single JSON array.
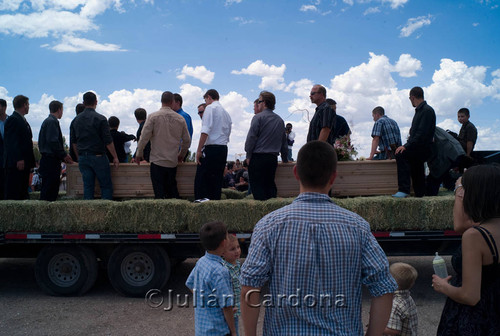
[[432, 274, 452, 293]]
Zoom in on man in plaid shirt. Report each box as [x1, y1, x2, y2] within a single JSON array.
[[368, 106, 402, 160], [240, 140, 397, 336]]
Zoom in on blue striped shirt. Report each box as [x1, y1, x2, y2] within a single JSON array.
[[371, 115, 402, 151], [186, 252, 234, 336], [240, 192, 397, 335]]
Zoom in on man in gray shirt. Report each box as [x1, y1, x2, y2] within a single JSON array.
[[244, 91, 288, 200]]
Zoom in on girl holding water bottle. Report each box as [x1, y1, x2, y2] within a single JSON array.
[[432, 164, 500, 335]]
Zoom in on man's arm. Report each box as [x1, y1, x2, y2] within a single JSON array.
[[368, 136, 380, 160], [223, 306, 237, 336], [196, 133, 208, 165], [466, 141, 474, 156], [106, 142, 119, 168], [318, 127, 331, 142], [241, 286, 261, 336], [365, 293, 393, 336], [179, 122, 191, 162]]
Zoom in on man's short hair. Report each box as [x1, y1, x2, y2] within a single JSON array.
[[161, 91, 174, 104], [134, 108, 147, 120], [13, 95, 29, 109], [314, 85, 327, 97], [227, 162, 234, 170], [49, 100, 63, 114], [83, 92, 97, 106], [462, 164, 500, 223], [75, 103, 85, 115], [296, 141, 337, 188], [173, 93, 183, 107], [108, 116, 120, 128], [198, 103, 207, 109], [325, 98, 336, 105], [0, 99, 6, 108], [409, 86, 424, 99], [259, 91, 276, 110], [372, 106, 385, 116], [286, 123, 292, 128], [458, 107, 470, 117], [203, 89, 220, 101], [200, 221, 228, 251], [390, 262, 418, 290]]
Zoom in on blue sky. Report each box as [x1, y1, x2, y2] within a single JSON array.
[[1, 0, 499, 159]]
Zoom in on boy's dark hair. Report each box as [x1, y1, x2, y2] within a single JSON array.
[[462, 164, 500, 223], [296, 141, 337, 188], [49, 100, 63, 114], [0, 99, 6, 108], [75, 103, 85, 115], [409, 86, 424, 99], [203, 89, 220, 101], [372, 106, 385, 116], [134, 108, 147, 120], [458, 107, 470, 117], [390, 262, 418, 290], [108, 116, 120, 129], [83, 92, 97, 106], [13, 95, 29, 109], [198, 103, 207, 109], [200, 221, 228, 251], [173, 93, 183, 107], [325, 98, 336, 105]]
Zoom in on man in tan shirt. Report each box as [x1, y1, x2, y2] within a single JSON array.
[[136, 91, 191, 199]]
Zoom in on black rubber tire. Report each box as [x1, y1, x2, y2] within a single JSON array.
[[34, 246, 98, 296], [79, 246, 98, 295], [107, 244, 170, 297]]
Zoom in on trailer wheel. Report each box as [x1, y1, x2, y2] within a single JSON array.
[[107, 245, 170, 297], [35, 246, 98, 296]]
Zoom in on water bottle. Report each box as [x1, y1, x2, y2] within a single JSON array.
[[433, 252, 448, 278]]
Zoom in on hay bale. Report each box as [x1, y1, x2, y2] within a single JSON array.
[[0, 196, 455, 233]]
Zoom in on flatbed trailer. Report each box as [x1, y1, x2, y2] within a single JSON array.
[[0, 158, 471, 297]]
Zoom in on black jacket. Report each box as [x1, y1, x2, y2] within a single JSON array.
[[3, 111, 35, 169], [405, 101, 436, 151]]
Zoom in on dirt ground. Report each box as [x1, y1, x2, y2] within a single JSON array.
[[0, 256, 449, 335]]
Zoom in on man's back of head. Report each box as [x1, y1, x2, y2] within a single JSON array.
[[203, 89, 219, 101], [75, 103, 85, 115], [161, 91, 174, 107], [134, 108, 147, 121], [296, 141, 337, 192], [83, 92, 97, 107]]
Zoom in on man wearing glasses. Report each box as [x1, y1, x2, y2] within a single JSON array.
[[194, 89, 232, 201], [306, 84, 337, 146]]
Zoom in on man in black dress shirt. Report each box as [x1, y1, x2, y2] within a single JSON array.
[[38, 100, 73, 201], [394, 86, 436, 198], [4, 95, 35, 200], [306, 85, 337, 146], [70, 92, 119, 200], [0, 98, 7, 200]]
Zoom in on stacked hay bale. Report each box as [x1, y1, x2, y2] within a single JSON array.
[[0, 196, 454, 233]]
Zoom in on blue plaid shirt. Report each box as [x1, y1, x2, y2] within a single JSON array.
[[240, 192, 397, 335], [186, 252, 234, 336], [371, 115, 402, 151]]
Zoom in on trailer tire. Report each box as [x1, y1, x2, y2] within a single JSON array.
[[107, 245, 170, 297], [35, 246, 98, 296]]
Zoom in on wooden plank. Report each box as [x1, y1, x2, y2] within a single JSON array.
[[66, 160, 398, 198]]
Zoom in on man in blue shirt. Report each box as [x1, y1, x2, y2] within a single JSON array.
[[173, 94, 193, 162], [241, 140, 397, 336]]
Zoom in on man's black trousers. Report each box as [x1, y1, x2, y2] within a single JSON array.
[[39, 155, 62, 201], [150, 162, 179, 199], [395, 146, 430, 197], [194, 145, 227, 200], [248, 153, 278, 201]]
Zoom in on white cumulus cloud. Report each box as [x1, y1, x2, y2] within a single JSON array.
[[300, 5, 318, 11], [400, 14, 432, 37], [177, 65, 215, 85], [231, 60, 287, 90], [392, 54, 422, 77], [47, 34, 126, 52]]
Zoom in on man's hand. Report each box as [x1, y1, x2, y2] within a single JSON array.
[[16, 160, 25, 171], [395, 146, 406, 155], [135, 156, 143, 165], [177, 154, 184, 163], [63, 154, 74, 164], [196, 150, 203, 165], [113, 157, 119, 169]]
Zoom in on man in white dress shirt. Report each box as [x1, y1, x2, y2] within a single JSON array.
[[194, 89, 232, 200]]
